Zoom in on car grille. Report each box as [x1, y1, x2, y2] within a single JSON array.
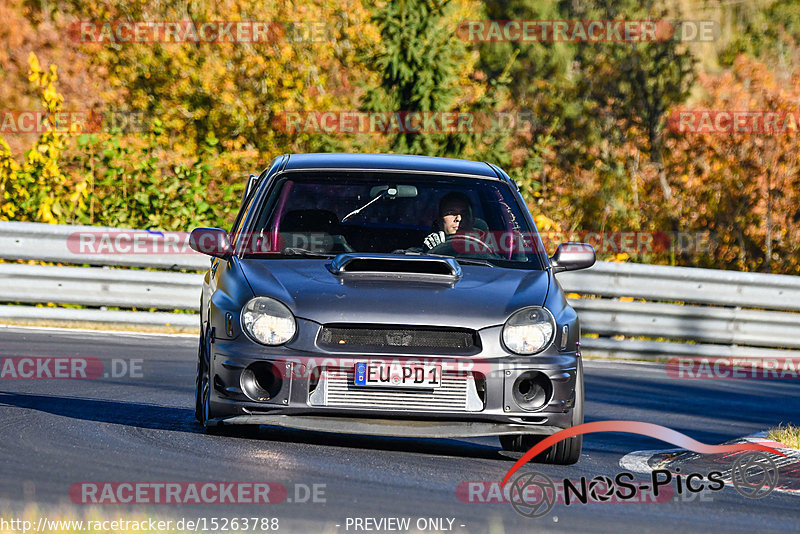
[[308, 367, 484, 412], [318, 325, 478, 354]]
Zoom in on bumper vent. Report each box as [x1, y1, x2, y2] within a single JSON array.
[[319, 325, 478, 354], [309, 367, 484, 412]]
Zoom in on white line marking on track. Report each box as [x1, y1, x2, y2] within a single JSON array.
[[0, 324, 196, 338], [619, 449, 682, 473]]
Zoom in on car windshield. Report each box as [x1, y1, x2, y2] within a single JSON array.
[[239, 172, 545, 269]]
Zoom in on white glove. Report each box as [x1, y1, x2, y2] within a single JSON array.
[[423, 231, 446, 250]]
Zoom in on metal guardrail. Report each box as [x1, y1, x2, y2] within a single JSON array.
[[0, 263, 202, 310], [573, 299, 800, 348], [558, 261, 800, 312], [0, 221, 208, 270], [1, 221, 798, 359], [557, 262, 800, 357]]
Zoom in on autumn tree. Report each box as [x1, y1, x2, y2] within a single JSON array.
[[664, 55, 800, 274]]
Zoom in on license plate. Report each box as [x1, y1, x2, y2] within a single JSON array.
[[353, 361, 442, 389]]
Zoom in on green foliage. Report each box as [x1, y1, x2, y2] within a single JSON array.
[[1, 53, 242, 232], [469, 1, 695, 244], [576, 5, 696, 217], [363, 0, 461, 155], [477, 0, 574, 102], [0, 138, 20, 219], [67, 126, 229, 230], [365, 0, 463, 112], [0, 53, 68, 223], [362, 0, 510, 160], [720, 0, 800, 66], [3, 0, 800, 275], [58, 0, 375, 156]]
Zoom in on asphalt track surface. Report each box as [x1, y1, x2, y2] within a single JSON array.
[[1, 326, 798, 534]]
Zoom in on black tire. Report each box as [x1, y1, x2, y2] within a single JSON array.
[[195, 325, 253, 437], [194, 325, 226, 434], [500, 360, 584, 465], [199, 363, 230, 435], [194, 331, 205, 423]]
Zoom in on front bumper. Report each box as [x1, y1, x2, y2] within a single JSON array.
[[207, 323, 580, 438], [215, 414, 565, 438]]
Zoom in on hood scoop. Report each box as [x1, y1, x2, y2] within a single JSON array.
[[328, 253, 462, 282]]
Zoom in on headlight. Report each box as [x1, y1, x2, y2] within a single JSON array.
[[502, 307, 555, 355], [241, 297, 296, 345]]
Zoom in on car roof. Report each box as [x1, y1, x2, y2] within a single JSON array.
[[281, 153, 499, 178]]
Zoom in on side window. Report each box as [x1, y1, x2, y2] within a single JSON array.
[[229, 157, 284, 245], [229, 190, 259, 248]]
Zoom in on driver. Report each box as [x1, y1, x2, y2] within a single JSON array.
[[423, 192, 474, 250]]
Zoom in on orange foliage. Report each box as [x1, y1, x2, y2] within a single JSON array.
[[665, 54, 800, 274]]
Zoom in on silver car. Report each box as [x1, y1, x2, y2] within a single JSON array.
[[190, 153, 595, 464]]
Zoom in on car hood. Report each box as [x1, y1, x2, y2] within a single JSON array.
[[238, 257, 550, 330]]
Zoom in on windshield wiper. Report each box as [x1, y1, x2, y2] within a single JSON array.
[[281, 248, 334, 257], [341, 189, 390, 222]]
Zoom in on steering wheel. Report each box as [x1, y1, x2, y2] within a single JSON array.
[[428, 233, 499, 258]]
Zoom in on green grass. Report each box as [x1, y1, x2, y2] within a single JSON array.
[[767, 423, 800, 448]]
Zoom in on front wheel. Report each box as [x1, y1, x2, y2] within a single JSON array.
[[500, 361, 584, 465], [198, 361, 231, 435], [195, 326, 226, 433], [194, 332, 205, 423]]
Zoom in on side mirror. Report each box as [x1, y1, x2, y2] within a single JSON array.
[[189, 228, 232, 259], [550, 242, 595, 273]]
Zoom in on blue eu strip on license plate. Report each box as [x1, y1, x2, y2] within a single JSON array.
[[354, 362, 368, 385]]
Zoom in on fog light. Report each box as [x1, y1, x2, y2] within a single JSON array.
[[512, 371, 553, 411], [240, 362, 283, 401]]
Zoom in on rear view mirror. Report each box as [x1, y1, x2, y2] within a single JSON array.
[[369, 185, 418, 198], [550, 242, 595, 273], [343, 185, 419, 223], [189, 227, 232, 259]]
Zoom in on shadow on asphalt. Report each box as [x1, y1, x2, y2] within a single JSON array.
[[583, 371, 800, 453], [8, 366, 795, 464], [0, 390, 513, 461], [0, 390, 198, 432]]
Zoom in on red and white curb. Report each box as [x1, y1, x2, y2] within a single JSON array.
[[619, 432, 800, 495]]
